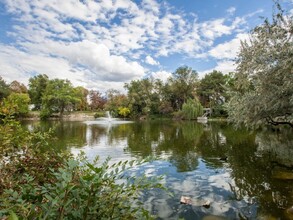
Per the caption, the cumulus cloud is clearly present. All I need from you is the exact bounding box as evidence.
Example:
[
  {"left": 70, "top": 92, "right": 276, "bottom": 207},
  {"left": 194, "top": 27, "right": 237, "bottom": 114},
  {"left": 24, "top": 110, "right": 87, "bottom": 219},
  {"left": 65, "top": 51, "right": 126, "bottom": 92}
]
[
  {"left": 0, "top": 41, "right": 145, "bottom": 91},
  {"left": 199, "top": 60, "right": 236, "bottom": 78},
  {"left": 1, "top": 0, "right": 263, "bottom": 90},
  {"left": 200, "top": 17, "right": 245, "bottom": 40},
  {"left": 199, "top": 33, "right": 249, "bottom": 76},
  {"left": 149, "top": 70, "right": 172, "bottom": 82},
  {"left": 49, "top": 40, "right": 145, "bottom": 81},
  {"left": 145, "top": 55, "right": 159, "bottom": 66},
  {"left": 208, "top": 33, "right": 249, "bottom": 59},
  {"left": 0, "top": 44, "right": 85, "bottom": 86}
]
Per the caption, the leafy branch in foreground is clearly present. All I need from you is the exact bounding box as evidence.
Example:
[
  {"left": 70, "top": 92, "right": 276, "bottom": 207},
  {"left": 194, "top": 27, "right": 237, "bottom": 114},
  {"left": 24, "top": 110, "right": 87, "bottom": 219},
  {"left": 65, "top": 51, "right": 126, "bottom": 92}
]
[
  {"left": 0, "top": 116, "right": 165, "bottom": 219},
  {"left": 1, "top": 155, "right": 164, "bottom": 220}
]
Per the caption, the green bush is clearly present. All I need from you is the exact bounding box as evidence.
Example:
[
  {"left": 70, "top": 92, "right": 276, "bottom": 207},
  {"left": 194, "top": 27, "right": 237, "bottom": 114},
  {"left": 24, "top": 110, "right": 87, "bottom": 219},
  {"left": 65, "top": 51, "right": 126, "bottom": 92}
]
[
  {"left": 0, "top": 117, "right": 66, "bottom": 195},
  {"left": 93, "top": 111, "right": 105, "bottom": 118},
  {"left": 182, "top": 98, "right": 203, "bottom": 120},
  {"left": 211, "top": 105, "right": 228, "bottom": 118},
  {"left": 172, "top": 110, "right": 184, "bottom": 120},
  {"left": 118, "top": 107, "right": 131, "bottom": 118},
  {"left": 2, "top": 156, "right": 163, "bottom": 219},
  {"left": 0, "top": 93, "right": 30, "bottom": 117},
  {"left": 40, "top": 107, "right": 52, "bottom": 120},
  {"left": 0, "top": 116, "right": 164, "bottom": 220}
]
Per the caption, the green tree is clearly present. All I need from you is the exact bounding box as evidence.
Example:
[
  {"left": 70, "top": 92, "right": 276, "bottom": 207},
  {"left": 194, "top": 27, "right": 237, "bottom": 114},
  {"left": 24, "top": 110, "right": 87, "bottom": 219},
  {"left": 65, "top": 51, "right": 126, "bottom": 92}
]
[
  {"left": 125, "top": 78, "right": 156, "bottom": 116},
  {"left": 73, "top": 86, "right": 89, "bottom": 111},
  {"left": 198, "top": 70, "right": 228, "bottom": 117},
  {"left": 125, "top": 78, "right": 159, "bottom": 117},
  {"left": 124, "top": 79, "right": 148, "bottom": 116},
  {"left": 168, "top": 66, "right": 198, "bottom": 111},
  {"left": 41, "top": 79, "right": 79, "bottom": 119},
  {"left": 0, "top": 93, "right": 30, "bottom": 117},
  {"left": 227, "top": 4, "right": 293, "bottom": 128},
  {"left": 28, "top": 74, "right": 49, "bottom": 110},
  {"left": 182, "top": 98, "right": 203, "bottom": 120},
  {"left": 158, "top": 100, "right": 173, "bottom": 115},
  {"left": 104, "top": 89, "right": 128, "bottom": 117},
  {"left": 0, "top": 76, "right": 10, "bottom": 101}
]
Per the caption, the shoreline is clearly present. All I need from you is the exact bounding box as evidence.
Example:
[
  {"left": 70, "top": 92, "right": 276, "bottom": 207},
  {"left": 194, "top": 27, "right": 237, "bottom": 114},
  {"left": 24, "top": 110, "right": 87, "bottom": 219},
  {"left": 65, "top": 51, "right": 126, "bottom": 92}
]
[
  {"left": 21, "top": 111, "right": 229, "bottom": 122},
  {"left": 21, "top": 112, "right": 95, "bottom": 121}
]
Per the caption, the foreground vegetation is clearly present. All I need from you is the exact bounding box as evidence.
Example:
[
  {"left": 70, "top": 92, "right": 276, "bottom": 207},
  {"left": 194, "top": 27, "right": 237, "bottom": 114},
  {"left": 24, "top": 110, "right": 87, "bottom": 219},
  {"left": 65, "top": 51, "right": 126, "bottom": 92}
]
[{"left": 0, "top": 115, "right": 163, "bottom": 219}]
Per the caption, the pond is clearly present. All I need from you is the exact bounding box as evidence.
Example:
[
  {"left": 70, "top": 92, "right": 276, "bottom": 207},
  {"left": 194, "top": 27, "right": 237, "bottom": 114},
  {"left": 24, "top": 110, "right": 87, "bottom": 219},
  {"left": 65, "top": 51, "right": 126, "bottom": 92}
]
[{"left": 22, "top": 120, "right": 293, "bottom": 219}]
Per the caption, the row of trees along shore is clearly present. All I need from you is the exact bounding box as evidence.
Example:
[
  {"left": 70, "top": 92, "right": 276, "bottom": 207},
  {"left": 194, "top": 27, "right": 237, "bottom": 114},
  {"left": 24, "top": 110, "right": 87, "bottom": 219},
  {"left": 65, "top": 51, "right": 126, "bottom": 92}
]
[
  {"left": 0, "top": 69, "right": 233, "bottom": 118},
  {"left": 0, "top": 5, "right": 292, "bottom": 129}
]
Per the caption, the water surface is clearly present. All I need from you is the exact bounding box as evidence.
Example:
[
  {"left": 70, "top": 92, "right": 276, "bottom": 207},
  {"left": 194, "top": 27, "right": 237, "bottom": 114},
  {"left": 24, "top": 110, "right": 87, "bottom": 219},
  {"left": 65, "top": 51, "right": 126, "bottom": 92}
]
[{"left": 23, "top": 120, "right": 293, "bottom": 219}]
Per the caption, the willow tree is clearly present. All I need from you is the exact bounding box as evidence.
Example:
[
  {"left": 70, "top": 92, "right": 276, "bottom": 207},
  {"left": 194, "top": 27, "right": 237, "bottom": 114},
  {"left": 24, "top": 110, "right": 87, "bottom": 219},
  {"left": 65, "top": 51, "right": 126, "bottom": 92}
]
[
  {"left": 227, "top": 4, "right": 293, "bottom": 128},
  {"left": 182, "top": 98, "right": 203, "bottom": 120}
]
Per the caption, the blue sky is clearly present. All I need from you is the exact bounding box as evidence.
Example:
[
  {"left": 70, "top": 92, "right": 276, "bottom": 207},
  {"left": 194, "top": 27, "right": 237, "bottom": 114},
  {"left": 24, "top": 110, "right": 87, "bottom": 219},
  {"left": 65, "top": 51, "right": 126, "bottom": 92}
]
[{"left": 0, "top": 0, "right": 292, "bottom": 92}]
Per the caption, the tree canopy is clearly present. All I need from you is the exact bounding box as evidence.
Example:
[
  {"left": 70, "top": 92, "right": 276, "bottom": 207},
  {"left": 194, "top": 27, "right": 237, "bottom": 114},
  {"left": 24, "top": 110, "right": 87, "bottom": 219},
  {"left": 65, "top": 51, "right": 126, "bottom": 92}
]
[
  {"left": 0, "top": 77, "right": 10, "bottom": 101},
  {"left": 198, "top": 70, "right": 228, "bottom": 117},
  {"left": 182, "top": 98, "right": 203, "bottom": 120},
  {"left": 227, "top": 5, "right": 293, "bottom": 128},
  {"left": 125, "top": 78, "right": 160, "bottom": 116},
  {"left": 1, "top": 93, "right": 30, "bottom": 117},
  {"left": 28, "top": 74, "right": 49, "bottom": 110},
  {"left": 41, "top": 79, "right": 80, "bottom": 118},
  {"left": 74, "top": 86, "right": 89, "bottom": 111},
  {"left": 167, "top": 66, "right": 199, "bottom": 111},
  {"left": 89, "top": 90, "right": 106, "bottom": 110}
]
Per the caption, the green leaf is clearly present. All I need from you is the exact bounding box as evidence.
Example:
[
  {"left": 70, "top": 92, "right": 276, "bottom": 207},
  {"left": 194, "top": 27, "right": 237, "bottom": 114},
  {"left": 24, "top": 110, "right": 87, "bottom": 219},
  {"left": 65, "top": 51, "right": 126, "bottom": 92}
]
[{"left": 8, "top": 211, "right": 18, "bottom": 220}]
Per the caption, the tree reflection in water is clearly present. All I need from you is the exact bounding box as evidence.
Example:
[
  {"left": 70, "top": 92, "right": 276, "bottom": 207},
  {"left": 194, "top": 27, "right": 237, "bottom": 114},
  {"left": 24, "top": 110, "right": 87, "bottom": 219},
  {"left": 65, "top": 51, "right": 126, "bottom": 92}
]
[{"left": 22, "top": 120, "right": 293, "bottom": 219}]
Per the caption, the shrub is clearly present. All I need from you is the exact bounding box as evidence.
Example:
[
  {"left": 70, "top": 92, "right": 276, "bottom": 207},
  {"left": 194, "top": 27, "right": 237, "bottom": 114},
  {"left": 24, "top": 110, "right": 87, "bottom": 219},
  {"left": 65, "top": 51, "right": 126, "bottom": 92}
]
[
  {"left": 0, "top": 116, "right": 164, "bottom": 220},
  {"left": 0, "top": 93, "right": 30, "bottom": 117},
  {"left": 1, "top": 155, "right": 163, "bottom": 219},
  {"left": 172, "top": 110, "right": 184, "bottom": 120},
  {"left": 40, "top": 107, "right": 52, "bottom": 120},
  {"left": 93, "top": 111, "right": 105, "bottom": 118},
  {"left": 118, "top": 107, "right": 131, "bottom": 118},
  {"left": 182, "top": 98, "right": 203, "bottom": 120},
  {"left": 0, "top": 117, "right": 66, "bottom": 195}
]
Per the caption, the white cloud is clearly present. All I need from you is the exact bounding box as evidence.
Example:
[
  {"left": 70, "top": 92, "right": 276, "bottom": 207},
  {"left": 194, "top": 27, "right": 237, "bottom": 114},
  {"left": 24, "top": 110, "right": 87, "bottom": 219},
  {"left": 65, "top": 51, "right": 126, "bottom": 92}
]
[
  {"left": 0, "top": 42, "right": 144, "bottom": 92},
  {"left": 149, "top": 70, "right": 172, "bottom": 82},
  {"left": 1, "top": 0, "right": 264, "bottom": 90},
  {"left": 141, "top": 0, "right": 160, "bottom": 14},
  {"left": 227, "top": 7, "right": 236, "bottom": 15},
  {"left": 0, "top": 44, "right": 85, "bottom": 86},
  {"left": 145, "top": 55, "right": 159, "bottom": 65},
  {"left": 200, "top": 17, "right": 245, "bottom": 40},
  {"left": 208, "top": 33, "right": 249, "bottom": 59},
  {"left": 199, "top": 60, "right": 236, "bottom": 78}
]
